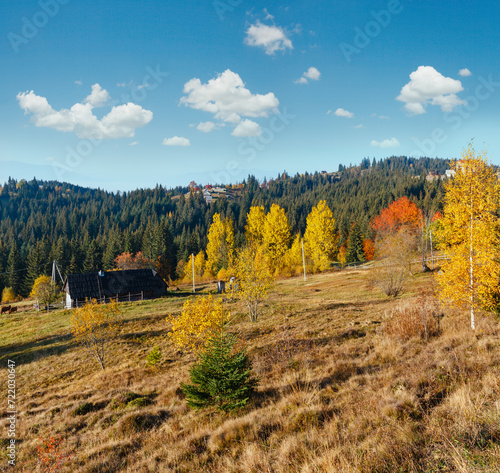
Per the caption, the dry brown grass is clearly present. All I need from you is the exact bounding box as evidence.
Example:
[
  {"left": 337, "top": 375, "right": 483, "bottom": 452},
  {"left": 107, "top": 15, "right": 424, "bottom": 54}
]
[{"left": 0, "top": 270, "right": 499, "bottom": 472}]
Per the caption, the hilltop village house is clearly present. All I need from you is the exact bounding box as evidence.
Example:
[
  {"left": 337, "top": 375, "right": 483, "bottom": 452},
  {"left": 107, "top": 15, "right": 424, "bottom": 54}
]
[{"left": 63, "top": 269, "right": 168, "bottom": 309}]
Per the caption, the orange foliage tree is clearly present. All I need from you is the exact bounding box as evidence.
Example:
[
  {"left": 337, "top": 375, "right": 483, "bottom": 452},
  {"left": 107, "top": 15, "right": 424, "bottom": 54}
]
[
  {"left": 372, "top": 196, "right": 426, "bottom": 272},
  {"left": 371, "top": 196, "right": 422, "bottom": 236},
  {"left": 363, "top": 239, "right": 375, "bottom": 261},
  {"left": 114, "top": 252, "right": 154, "bottom": 270}
]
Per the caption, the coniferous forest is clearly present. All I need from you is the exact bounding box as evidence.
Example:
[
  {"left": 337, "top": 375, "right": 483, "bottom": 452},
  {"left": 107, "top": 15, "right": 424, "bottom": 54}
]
[{"left": 0, "top": 156, "right": 448, "bottom": 297}]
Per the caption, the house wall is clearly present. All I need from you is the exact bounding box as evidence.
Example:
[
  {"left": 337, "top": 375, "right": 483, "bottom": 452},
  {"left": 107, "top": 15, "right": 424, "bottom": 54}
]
[{"left": 65, "top": 293, "right": 72, "bottom": 309}]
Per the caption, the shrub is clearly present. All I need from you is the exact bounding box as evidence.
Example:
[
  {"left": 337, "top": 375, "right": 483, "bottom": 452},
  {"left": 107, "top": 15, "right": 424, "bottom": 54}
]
[
  {"left": 35, "top": 435, "right": 69, "bottom": 472},
  {"left": 1, "top": 287, "right": 16, "bottom": 304},
  {"left": 126, "top": 397, "right": 153, "bottom": 409},
  {"left": 182, "top": 333, "right": 258, "bottom": 412},
  {"left": 385, "top": 295, "right": 441, "bottom": 341}
]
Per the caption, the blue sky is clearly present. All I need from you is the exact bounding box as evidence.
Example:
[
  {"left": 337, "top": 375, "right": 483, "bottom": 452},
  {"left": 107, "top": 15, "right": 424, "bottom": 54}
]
[{"left": 1, "top": 0, "right": 499, "bottom": 190}]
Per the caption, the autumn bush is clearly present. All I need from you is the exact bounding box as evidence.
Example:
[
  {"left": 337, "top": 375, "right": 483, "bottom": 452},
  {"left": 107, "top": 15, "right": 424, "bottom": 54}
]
[
  {"left": 35, "top": 435, "right": 69, "bottom": 472},
  {"left": 167, "top": 294, "right": 230, "bottom": 352}
]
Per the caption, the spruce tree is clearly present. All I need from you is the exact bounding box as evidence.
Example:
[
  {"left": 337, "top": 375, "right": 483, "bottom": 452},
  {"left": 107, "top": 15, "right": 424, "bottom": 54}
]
[
  {"left": 345, "top": 222, "right": 365, "bottom": 263},
  {"left": 7, "top": 240, "right": 22, "bottom": 296},
  {"left": 23, "top": 242, "right": 45, "bottom": 295},
  {"left": 182, "top": 333, "right": 257, "bottom": 412},
  {"left": 83, "top": 240, "right": 101, "bottom": 273}
]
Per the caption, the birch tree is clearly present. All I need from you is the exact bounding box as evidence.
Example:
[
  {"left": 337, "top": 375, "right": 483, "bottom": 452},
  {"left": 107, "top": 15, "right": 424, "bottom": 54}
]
[
  {"left": 304, "top": 200, "right": 338, "bottom": 271},
  {"left": 436, "top": 146, "right": 500, "bottom": 330}
]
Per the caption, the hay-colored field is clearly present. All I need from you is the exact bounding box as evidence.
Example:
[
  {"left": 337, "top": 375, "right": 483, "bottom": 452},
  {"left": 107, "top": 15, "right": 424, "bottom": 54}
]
[{"left": 0, "top": 269, "right": 499, "bottom": 472}]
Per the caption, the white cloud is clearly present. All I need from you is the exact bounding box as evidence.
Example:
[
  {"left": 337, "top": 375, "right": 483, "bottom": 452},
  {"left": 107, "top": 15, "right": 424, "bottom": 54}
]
[
  {"left": 303, "top": 67, "right": 320, "bottom": 80},
  {"left": 17, "top": 87, "right": 153, "bottom": 139},
  {"left": 354, "top": 124, "right": 364, "bottom": 129},
  {"left": 75, "top": 80, "right": 82, "bottom": 86},
  {"left": 334, "top": 108, "right": 354, "bottom": 118},
  {"left": 244, "top": 21, "right": 293, "bottom": 55},
  {"left": 231, "top": 119, "right": 262, "bottom": 137},
  {"left": 162, "top": 136, "right": 191, "bottom": 146},
  {"left": 326, "top": 109, "right": 332, "bottom": 115},
  {"left": 196, "top": 121, "right": 218, "bottom": 133},
  {"left": 180, "top": 69, "right": 279, "bottom": 124},
  {"left": 117, "top": 82, "right": 127, "bottom": 87},
  {"left": 129, "top": 141, "right": 139, "bottom": 146},
  {"left": 397, "top": 66, "right": 465, "bottom": 115},
  {"left": 379, "top": 115, "right": 390, "bottom": 120},
  {"left": 370, "top": 137, "right": 400, "bottom": 148},
  {"left": 84, "top": 83, "right": 110, "bottom": 107},
  {"left": 295, "top": 66, "right": 321, "bottom": 84},
  {"left": 459, "top": 68, "right": 472, "bottom": 77}
]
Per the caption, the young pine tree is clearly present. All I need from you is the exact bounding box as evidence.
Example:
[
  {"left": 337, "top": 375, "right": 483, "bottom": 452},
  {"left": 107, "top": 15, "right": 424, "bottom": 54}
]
[{"left": 182, "top": 333, "right": 257, "bottom": 412}]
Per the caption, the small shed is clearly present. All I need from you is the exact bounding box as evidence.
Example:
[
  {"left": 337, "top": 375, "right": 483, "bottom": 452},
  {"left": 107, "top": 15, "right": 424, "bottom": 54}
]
[{"left": 63, "top": 269, "right": 168, "bottom": 309}]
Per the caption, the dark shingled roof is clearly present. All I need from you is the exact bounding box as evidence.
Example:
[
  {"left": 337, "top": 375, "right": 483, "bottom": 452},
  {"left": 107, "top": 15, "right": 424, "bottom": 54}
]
[{"left": 63, "top": 269, "right": 168, "bottom": 300}]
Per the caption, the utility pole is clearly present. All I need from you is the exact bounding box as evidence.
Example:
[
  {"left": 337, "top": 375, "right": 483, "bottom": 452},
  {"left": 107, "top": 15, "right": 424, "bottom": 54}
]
[
  {"left": 192, "top": 253, "right": 195, "bottom": 293},
  {"left": 429, "top": 229, "right": 434, "bottom": 270},
  {"left": 301, "top": 240, "right": 307, "bottom": 282}
]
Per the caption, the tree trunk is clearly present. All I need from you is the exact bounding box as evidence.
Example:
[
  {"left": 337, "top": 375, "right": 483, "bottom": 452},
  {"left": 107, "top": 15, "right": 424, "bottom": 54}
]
[{"left": 470, "top": 191, "right": 475, "bottom": 330}]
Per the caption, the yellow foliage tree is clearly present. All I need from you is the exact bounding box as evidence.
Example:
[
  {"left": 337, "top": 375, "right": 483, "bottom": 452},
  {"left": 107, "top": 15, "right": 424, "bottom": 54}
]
[
  {"left": 262, "top": 204, "right": 291, "bottom": 274},
  {"left": 183, "top": 250, "right": 206, "bottom": 282},
  {"left": 304, "top": 200, "right": 338, "bottom": 272},
  {"left": 245, "top": 206, "right": 266, "bottom": 243},
  {"left": 1, "top": 287, "right": 17, "bottom": 304},
  {"left": 338, "top": 246, "right": 347, "bottom": 268},
  {"left": 71, "top": 299, "right": 122, "bottom": 370},
  {"left": 30, "top": 275, "right": 60, "bottom": 311},
  {"left": 167, "top": 294, "right": 229, "bottom": 352},
  {"left": 436, "top": 146, "right": 500, "bottom": 330},
  {"left": 235, "top": 244, "right": 274, "bottom": 322},
  {"left": 284, "top": 233, "right": 304, "bottom": 276},
  {"left": 206, "top": 213, "right": 235, "bottom": 275}
]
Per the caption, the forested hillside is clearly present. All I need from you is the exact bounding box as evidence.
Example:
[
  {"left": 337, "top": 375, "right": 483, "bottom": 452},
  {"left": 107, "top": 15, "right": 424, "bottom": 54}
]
[{"left": 0, "top": 156, "right": 448, "bottom": 296}]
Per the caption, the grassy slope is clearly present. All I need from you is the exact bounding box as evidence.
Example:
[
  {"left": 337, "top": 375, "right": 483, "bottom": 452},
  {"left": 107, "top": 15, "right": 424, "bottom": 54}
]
[{"left": 0, "top": 270, "right": 499, "bottom": 473}]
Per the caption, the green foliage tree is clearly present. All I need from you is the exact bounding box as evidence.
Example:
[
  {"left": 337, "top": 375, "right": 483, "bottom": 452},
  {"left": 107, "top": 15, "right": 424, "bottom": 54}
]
[{"left": 181, "top": 333, "right": 257, "bottom": 412}]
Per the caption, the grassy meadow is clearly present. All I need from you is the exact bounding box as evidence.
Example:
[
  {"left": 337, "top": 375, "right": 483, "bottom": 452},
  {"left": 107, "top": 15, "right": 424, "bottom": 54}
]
[{"left": 0, "top": 268, "right": 499, "bottom": 472}]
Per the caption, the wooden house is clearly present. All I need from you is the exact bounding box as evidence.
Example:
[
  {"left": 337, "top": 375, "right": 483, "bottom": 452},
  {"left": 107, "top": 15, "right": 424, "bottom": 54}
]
[{"left": 63, "top": 269, "right": 168, "bottom": 309}]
